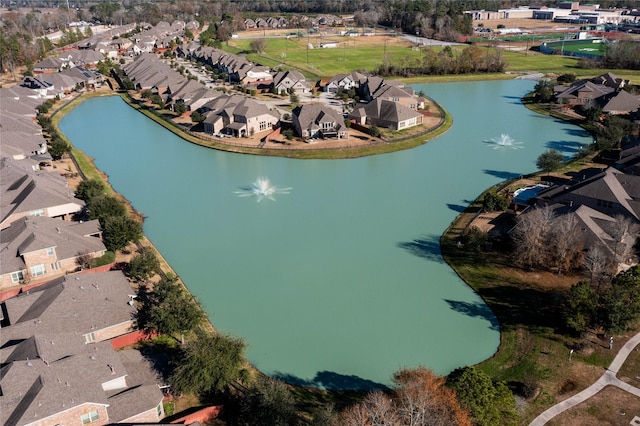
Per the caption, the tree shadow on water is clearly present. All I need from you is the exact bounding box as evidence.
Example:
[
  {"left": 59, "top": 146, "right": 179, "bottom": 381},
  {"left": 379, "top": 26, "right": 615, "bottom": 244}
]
[
  {"left": 272, "top": 371, "right": 389, "bottom": 391},
  {"left": 397, "top": 235, "right": 443, "bottom": 263},
  {"left": 502, "top": 95, "right": 524, "bottom": 105},
  {"left": 444, "top": 299, "right": 500, "bottom": 332},
  {"left": 564, "top": 127, "right": 590, "bottom": 138},
  {"left": 545, "top": 140, "right": 583, "bottom": 153},
  {"left": 447, "top": 203, "right": 467, "bottom": 213},
  {"left": 483, "top": 169, "right": 522, "bottom": 180}
]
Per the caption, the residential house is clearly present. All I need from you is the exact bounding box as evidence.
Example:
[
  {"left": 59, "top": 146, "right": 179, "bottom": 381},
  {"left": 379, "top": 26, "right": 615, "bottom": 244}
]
[
  {"left": 62, "top": 66, "right": 104, "bottom": 89},
  {"left": 166, "top": 80, "right": 222, "bottom": 112},
  {"left": 555, "top": 80, "right": 615, "bottom": 107},
  {"left": 592, "top": 72, "right": 629, "bottom": 90},
  {"left": 359, "top": 77, "right": 422, "bottom": 108},
  {"left": 42, "top": 71, "right": 84, "bottom": 94},
  {"left": 33, "top": 57, "right": 66, "bottom": 74},
  {"left": 0, "top": 216, "right": 106, "bottom": 289},
  {"left": 238, "top": 65, "right": 273, "bottom": 86},
  {"left": 292, "top": 103, "right": 348, "bottom": 140},
  {"left": 20, "top": 76, "right": 60, "bottom": 99},
  {"left": 615, "top": 142, "right": 640, "bottom": 175},
  {"left": 349, "top": 99, "right": 424, "bottom": 131},
  {"left": 554, "top": 72, "right": 631, "bottom": 109},
  {"left": 255, "top": 18, "right": 269, "bottom": 29},
  {"left": 535, "top": 167, "right": 640, "bottom": 221},
  {"left": 0, "top": 90, "right": 50, "bottom": 162},
  {"left": 202, "top": 95, "right": 279, "bottom": 137},
  {"left": 324, "top": 71, "right": 367, "bottom": 93},
  {"left": 59, "top": 49, "right": 105, "bottom": 68},
  {"left": 122, "top": 54, "right": 183, "bottom": 93},
  {"left": 0, "top": 271, "right": 166, "bottom": 426},
  {"left": 370, "top": 83, "right": 424, "bottom": 110},
  {"left": 0, "top": 157, "right": 85, "bottom": 230},
  {"left": 601, "top": 90, "right": 640, "bottom": 115},
  {"left": 272, "top": 70, "right": 312, "bottom": 95}
]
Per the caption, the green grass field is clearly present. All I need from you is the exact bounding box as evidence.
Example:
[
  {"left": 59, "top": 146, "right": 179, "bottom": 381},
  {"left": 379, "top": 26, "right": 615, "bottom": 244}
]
[
  {"left": 222, "top": 35, "right": 640, "bottom": 84},
  {"left": 542, "top": 39, "right": 607, "bottom": 56},
  {"left": 227, "top": 36, "right": 423, "bottom": 79}
]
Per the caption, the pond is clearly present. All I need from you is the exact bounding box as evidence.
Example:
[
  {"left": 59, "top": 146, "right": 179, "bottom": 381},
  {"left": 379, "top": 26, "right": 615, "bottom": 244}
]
[{"left": 59, "top": 79, "right": 592, "bottom": 389}]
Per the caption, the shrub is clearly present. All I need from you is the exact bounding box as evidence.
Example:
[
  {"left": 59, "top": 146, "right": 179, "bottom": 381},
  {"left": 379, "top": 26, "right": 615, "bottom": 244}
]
[{"left": 482, "top": 192, "right": 509, "bottom": 212}]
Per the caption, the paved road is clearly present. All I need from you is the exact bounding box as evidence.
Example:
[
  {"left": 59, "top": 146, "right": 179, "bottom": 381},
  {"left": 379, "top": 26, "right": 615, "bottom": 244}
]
[
  {"left": 529, "top": 332, "right": 640, "bottom": 426},
  {"left": 400, "top": 34, "right": 465, "bottom": 46}
]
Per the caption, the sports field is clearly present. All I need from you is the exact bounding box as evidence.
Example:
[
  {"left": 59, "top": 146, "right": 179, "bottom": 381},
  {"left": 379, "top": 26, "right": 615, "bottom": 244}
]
[
  {"left": 542, "top": 39, "right": 607, "bottom": 56},
  {"left": 227, "top": 35, "right": 423, "bottom": 79}
]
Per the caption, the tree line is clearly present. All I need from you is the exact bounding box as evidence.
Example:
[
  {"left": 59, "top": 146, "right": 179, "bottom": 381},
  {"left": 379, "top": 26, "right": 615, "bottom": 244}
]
[{"left": 376, "top": 44, "right": 506, "bottom": 78}]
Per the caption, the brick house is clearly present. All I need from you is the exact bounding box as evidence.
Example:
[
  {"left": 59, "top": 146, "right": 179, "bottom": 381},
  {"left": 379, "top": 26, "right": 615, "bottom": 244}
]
[
  {"left": 0, "top": 216, "right": 106, "bottom": 290},
  {"left": 0, "top": 271, "right": 165, "bottom": 425}
]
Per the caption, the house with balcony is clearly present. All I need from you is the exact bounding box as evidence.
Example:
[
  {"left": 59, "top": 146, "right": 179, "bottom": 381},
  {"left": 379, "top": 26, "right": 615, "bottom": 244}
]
[
  {"left": 201, "top": 95, "right": 279, "bottom": 137},
  {"left": 292, "top": 103, "right": 348, "bottom": 140},
  {"left": 349, "top": 98, "right": 424, "bottom": 131}
]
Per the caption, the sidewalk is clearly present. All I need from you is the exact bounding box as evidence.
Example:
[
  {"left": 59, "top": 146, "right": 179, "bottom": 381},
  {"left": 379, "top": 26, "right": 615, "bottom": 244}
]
[{"left": 529, "top": 332, "right": 640, "bottom": 426}]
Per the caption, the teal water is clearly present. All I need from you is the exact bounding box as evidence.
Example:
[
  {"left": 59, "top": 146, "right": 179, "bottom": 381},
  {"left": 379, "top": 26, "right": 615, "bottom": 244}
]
[{"left": 59, "top": 80, "right": 591, "bottom": 389}]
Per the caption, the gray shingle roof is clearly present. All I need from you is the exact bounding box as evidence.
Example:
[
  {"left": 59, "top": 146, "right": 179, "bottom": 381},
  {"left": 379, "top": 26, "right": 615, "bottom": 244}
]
[
  {"left": 601, "top": 90, "right": 640, "bottom": 113},
  {"left": 0, "top": 216, "right": 105, "bottom": 276},
  {"left": 1, "top": 270, "right": 136, "bottom": 341},
  {"left": 0, "top": 157, "right": 84, "bottom": 229}
]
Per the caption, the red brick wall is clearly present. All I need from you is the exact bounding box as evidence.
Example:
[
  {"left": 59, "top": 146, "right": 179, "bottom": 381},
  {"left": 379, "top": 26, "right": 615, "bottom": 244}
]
[
  {"left": 110, "top": 330, "right": 158, "bottom": 349},
  {"left": 170, "top": 405, "right": 223, "bottom": 424}
]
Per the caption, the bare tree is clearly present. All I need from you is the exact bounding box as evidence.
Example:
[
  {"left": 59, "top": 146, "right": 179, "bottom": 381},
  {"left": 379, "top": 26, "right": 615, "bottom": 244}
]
[
  {"left": 611, "top": 215, "right": 639, "bottom": 265},
  {"left": 393, "top": 367, "right": 471, "bottom": 426},
  {"left": 583, "top": 245, "right": 615, "bottom": 289},
  {"left": 549, "top": 213, "right": 583, "bottom": 275},
  {"left": 249, "top": 38, "right": 266, "bottom": 54},
  {"left": 342, "top": 391, "right": 400, "bottom": 425},
  {"left": 341, "top": 367, "right": 471, "bottom": 426},
  {"left": 511, "top": 206, "right": 555, "bottom": 270}
]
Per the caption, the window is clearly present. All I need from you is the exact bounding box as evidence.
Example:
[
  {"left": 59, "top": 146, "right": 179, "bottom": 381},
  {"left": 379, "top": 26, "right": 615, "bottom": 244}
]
[
  {"left": 81, "top": 410, "right": 99, "bottom": 424},
  {"left": 30, "top": 264, "right": 46, "bottom": 277},
  {"left": 596, "top": 199, "right": 614, "bottom": 209},
  {"left": 10, "top": 271, "right": 24, "bottom": 283},
  {"left": 259, "top": 121, "right": 268, "bottom": 131},
  {"left": 47, "top": 247, "right": 54, "bottom": 256},
  {"left": 322, "top": 121, "right": 333, "bottom": 130},
  {"left": 30, "top": 209, "right": 44, "bottom": 217},
  {"left": 83, "top": 332, "right": 96, "bottom": 344},
  {"left": 51, "top": 261, "right": 61, "bottom": 271}
]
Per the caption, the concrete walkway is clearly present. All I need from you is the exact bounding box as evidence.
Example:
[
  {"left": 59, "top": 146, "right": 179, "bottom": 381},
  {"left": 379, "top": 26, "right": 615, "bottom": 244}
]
[{"left": 529, "top": 332, "right": 640, "bottom": 426}]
